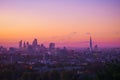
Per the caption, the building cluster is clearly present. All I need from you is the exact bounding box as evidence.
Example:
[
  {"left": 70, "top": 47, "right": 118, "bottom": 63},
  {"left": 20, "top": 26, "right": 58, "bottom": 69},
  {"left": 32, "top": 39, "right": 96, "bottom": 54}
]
[
  {"left": 0, "top": 37, "right": 120, "bottom": 72},
  {"left": 17, "top": 36, "right": 97, "bottom": 55},
  {"left": 18, "top": 39, "right": 56, "bottom": 55}
]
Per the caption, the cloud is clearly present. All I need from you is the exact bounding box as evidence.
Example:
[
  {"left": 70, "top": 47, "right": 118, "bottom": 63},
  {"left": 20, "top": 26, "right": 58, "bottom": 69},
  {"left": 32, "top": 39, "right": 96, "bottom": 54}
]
[
  {"left": 86, "top": 32, "right": 91, "bottom": 35},
  {"left": 72, "top": 32, "right": 77, "bottom": 34},
  {"left": 69, "top": 32, "right": 78, "bottom": 35}
]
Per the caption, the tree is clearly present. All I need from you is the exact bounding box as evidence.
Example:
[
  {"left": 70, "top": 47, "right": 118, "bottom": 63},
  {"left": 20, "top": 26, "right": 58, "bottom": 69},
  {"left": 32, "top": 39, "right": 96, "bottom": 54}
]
[
  {"left": 48, "top": 70, "right": 60, "bottom": 80},
  {"left": 96, "top": 59, "right": 120, "bottom": 80}
]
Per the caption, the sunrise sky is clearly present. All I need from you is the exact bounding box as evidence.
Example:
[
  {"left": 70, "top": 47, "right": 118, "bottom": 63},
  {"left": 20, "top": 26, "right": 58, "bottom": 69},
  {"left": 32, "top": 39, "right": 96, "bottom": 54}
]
[{"left": 0, "top": 0, "right": 120, "bottom": 48}]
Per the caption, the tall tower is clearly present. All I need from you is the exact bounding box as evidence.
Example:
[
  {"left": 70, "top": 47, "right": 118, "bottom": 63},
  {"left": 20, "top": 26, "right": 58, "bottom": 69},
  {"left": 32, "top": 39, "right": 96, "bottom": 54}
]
[
  {"left": 19, "top": 40, "right": 22, "bottom": 48},
  {"left": 90, "top": 36, "right": 92, "bottom": 52},
  {"left": 26, "top": 42, "right": 29, "bottom": 48},
  {"left": 23, "top": 42, "right": 26, "bottom": 48},
  {"left": 32, "top": 38, "right": 38, "bottom": 47}
]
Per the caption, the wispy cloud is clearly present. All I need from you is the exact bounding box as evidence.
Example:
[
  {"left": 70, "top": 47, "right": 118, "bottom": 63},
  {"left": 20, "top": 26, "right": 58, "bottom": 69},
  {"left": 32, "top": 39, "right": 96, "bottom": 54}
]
[{"left": 85, "top": 32, "right": 91, "bottom": 35}]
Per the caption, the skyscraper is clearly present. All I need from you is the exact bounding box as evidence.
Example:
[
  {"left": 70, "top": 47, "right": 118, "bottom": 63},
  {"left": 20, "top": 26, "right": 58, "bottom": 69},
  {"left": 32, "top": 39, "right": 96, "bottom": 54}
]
[
  {"left": 90, "top": 36, "right": 92, "bottom": 52},
  {"left": 49, "top": 43, "right": 55, "bottom": 50},
  {"left": 19, "top": 40, "right": 22, "bottom": 48},
  {"left": 26, "top": 41, "right": 29, "bottom": 48},
  {"left": 23, "top": 42, "right": 26, "bottom": 48},
  {"left": 32, "top": 38, "right": 38, "bottom": 47}
]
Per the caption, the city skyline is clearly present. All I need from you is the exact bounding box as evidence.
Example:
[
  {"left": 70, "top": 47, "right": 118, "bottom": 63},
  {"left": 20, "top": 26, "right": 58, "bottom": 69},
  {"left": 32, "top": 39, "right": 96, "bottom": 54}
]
[{"left": 0, "top": 0, "right": 120, "bottom": 47}]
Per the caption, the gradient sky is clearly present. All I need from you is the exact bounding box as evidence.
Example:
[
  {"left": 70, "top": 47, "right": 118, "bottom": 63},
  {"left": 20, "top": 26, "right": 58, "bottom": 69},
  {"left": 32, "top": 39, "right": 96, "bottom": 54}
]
[{"left": 0, "top": 0, "right": 120, "bottom": 48}]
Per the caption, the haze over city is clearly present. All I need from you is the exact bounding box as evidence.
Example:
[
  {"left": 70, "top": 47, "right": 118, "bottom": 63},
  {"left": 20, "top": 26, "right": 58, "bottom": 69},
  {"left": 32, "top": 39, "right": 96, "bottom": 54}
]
[
  {"left": 0, "top": 1, "right": 120, "bottom": 80},
  {"left": 0, "top": 0, "right": 120, "bottom": 48}
]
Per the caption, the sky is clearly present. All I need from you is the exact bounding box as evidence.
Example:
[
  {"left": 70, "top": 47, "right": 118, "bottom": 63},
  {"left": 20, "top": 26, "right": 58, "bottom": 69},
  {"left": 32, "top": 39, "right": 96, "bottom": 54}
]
[{"left": 0, "top": 0, "right": 120, "bottom": 48}]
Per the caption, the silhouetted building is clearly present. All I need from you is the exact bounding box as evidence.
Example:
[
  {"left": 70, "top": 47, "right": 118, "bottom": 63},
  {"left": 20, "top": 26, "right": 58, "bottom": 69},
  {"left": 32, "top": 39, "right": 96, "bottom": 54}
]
[
  {"left": 9, "top": 47, "right": 17, "bottom": 54},
  {"left": 40, "top": 44, "right": 46, "bottom": 51},
  {"left": 90, "top": 36, "right": 92, "bottom": 52},
  {"left": 19, "top": 40, "right": 22, "bottom": 48},
  {"left": 59, "top": 47, "right": 68, "bottom": 55},
  {"left": 27, "top": 45, "right": 34, "bottom": 54},
  {"left": 32, "top": 38, "right": 38, "bottom": 47},
  {"left": 0, "top": 46, "right": 7, "bottom": 54},
  {"left": 49, "top": 43, "right": 55, "bottom": 50},
  {"left": 26, "top": 41, "right": 29, "bottom": 48},
  {"left": 94, "top": 45, "right": 98, "bottom": 50},
  {"left": 23, "top": 42, "right": 26, "bottom": 48}
]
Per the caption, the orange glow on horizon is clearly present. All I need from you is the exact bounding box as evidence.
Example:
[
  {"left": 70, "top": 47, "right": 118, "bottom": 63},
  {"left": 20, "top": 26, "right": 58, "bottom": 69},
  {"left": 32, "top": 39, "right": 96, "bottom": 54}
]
[{"left": 0, "top": 0, "right": 120, "bottom": 47}]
